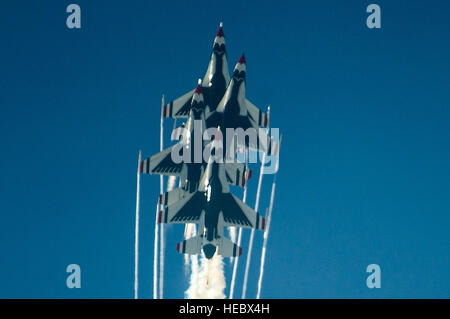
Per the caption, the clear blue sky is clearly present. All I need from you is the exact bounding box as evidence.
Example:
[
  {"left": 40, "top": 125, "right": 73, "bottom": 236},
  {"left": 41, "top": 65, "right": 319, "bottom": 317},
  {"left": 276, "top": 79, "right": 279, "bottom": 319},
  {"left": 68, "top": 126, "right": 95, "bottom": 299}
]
[{"left": 0, "top": 0, "right": 449, "bottom": 298}]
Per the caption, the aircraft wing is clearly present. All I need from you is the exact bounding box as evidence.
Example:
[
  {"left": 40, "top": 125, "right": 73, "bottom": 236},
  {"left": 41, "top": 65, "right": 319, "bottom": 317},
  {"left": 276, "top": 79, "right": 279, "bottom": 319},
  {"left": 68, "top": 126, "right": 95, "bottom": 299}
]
[
  {"left": 158, "top": 187, "right": 188, "bottom": 207},
  {"left": 221, "top": 193, "right": 265, "bottom": 230},
  {"left": 159, "top": 192, "right": 203, "bottom": 224},
  {"left": 246, "top": 98, "right": 268, "bottom": 127},
  {"left": 163, "top": 89, "right": 195, "bottom": 119},
  {"left": 141, "top": 146, "right": 183, "bottom": 176}
]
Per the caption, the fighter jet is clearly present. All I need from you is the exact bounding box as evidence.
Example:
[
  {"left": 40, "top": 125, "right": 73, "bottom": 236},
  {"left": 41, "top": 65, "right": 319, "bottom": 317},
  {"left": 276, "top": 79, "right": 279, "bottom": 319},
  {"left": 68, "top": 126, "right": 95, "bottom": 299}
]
[
  {"left": 161, "top": 23, "right": 230, "bottom": 119},
  {"left": 157, "top": 157, "right": 265, "bottom": 259},
  {"left": 161, "top": 23, "right": 269, "bottom": 128},
  {"left": 206, "top": 54, "right": 274, "bottom": 154},
  {"left": 140, "top": 81, "right": 252, "bottom": 205}
]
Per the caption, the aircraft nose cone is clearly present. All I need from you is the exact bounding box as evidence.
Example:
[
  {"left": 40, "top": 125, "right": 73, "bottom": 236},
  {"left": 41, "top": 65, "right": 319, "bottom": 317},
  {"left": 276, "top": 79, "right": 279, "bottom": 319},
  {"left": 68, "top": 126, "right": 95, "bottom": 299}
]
[
  {"left": 194, "top": 82, "right": 202, "bottom": 94},
  {"left": 216, "top": 25, "right": 224, "bottom": 37},
  {"left": 203, "top": 244, "right": 216, "bottom": 259},
  {"left": 238, "top": 53, "right": 246, "bottom": 65}
]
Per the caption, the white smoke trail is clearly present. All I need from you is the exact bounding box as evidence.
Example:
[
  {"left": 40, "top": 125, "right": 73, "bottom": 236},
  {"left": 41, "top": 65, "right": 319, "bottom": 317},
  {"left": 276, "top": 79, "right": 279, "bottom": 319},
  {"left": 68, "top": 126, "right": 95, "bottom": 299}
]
[
  {"left": 229, "top": 181, "right": 248, "bottom": 299},
  {"left": 157, "top": 94, "right": 165, "bottom": 299},
  {"left": 153, "top": 201, "right": 159, "bottom": 299},
  {"left": 186, "top": 254, "right": 226, "bottom": 299},
  {"left": 256, "top": 134, "right": 281, "bottom": 299},
  {"left": 242, "top": 152, "right": 266, "bottom": 299},
  {"left": 159, "top": 176, "right": 176, "bottom": 299},
  {"left": 159, "top": 218, "right": 165, "bottom": 299},
  {"left": 206, "top": 255, "right": 226, "bottom": 299},
  {"left": 185, "top": 254, "right": 200, "bottom": 297},
  {"left": 134, "top": 151, "right": 142, "bottom": 299},
  {"left": 184, "top": 224, "right": 226, "bottom": 298},
  {"left": 256, "top": 177, "right": 277, "bottom": 299}
]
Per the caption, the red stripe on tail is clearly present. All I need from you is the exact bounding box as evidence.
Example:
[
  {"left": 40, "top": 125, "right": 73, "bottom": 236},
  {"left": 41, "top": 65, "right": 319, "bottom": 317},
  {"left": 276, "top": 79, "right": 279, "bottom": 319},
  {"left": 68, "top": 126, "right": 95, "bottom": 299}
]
[{"left": 158, "top": 211, "right": 163, "bottom": 223}]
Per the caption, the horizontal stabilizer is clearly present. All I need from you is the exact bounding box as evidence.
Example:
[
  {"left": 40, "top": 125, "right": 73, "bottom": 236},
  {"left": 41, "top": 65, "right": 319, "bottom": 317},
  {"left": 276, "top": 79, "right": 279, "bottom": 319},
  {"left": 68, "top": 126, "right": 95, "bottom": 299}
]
[
  {"left": 218, "top": 237, "right": 242, "bottom": 258},
  {"left": 176, "top": 235, "right": 202, "bottom": 255}
]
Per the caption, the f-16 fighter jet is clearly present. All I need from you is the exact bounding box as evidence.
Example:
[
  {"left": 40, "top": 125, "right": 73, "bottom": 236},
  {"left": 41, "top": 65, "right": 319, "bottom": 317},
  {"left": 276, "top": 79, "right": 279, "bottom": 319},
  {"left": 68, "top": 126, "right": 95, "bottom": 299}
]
[
  {"left": 157, "top": 158, "right": 265, "bottom": 259},
  {"left": 206, "top": 54, "right": 274, "bottom": 154},
  {"left": 140, "top": 82, "right": 251, "bottom": 205},
  {"left": 161, "top": 23, "right": 268, "bottom": 128},
  {"left": 161, "top": 23, "right": 229, "bottom": 119}
]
